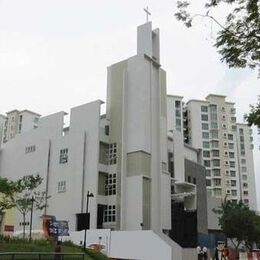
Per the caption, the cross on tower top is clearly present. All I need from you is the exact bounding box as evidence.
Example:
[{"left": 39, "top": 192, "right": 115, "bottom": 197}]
[{"left": 143, "top": 6, "right": 151, "bottom": 23}]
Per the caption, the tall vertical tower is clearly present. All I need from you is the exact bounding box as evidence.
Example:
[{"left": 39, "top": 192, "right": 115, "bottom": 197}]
[
  {"left": 106, "top": 22, "right": 171, "bottom": 232},
  {"left": 184, "top": 94, "right": 257, "bottom": 209}
]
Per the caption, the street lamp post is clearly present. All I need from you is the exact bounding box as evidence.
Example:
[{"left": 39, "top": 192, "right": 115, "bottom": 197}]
[
  {"left": 29, "top": 196, "right": 34, "bottom": 241},
  {"left": 83, "top": 191, "right": 94, "bottom": 251}
]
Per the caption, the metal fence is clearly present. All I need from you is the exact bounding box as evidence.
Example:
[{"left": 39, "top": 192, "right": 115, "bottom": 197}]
[{"left": 0, "top": 252, "right": 85, "bottom": 260}]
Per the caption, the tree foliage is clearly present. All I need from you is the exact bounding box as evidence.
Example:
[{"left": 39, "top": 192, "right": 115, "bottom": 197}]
[
  {"left": 175, "top": 0, "right": 260, "bottom": 72},
  {"left": 245, "top": 97, "right": 260, "bottom": 133},
  {"left": 214, "top": 199, "right": 260, "bottom": 250},
  {"left": 0, "top": 177, "right": 18, "bottom": 213}
]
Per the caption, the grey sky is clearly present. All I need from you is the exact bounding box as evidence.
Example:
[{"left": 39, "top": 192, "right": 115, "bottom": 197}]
[{"left": 0, "top": 0, "right": 259, "bottom": 208}]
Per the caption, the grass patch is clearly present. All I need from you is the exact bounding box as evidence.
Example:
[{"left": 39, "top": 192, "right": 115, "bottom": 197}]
[{"left": 0, "top": 235, "right": 109, "bottom": 260}]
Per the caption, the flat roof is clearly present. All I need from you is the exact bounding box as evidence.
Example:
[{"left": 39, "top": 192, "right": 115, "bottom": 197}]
[
  {"left": 186, "top": 99, "right": 209, "bottom": 104},
  {"left": 205, "top": 94, "right": 227, "bottom": 99},
  {"left": 167, "top": 94, "right": 184, "bottom": 99}
]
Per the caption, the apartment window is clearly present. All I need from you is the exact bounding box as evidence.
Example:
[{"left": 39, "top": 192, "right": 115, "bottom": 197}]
[
  {"left": 212, "top": 150, "right": 219, "bottom": 157},
  {"left": 240, "top": 136, "right": 244, "bottom": 142},
  {"left": 211, "top": 140, "right": 219, "bottom": 148},
  {"left": 25, "top": 145, "right": 36, "bottom": 154},
  {"left": 213, "top": 169, "right": 221, "bottom": 176},
  {"left": 58, "top": 181, "right": 66, "bottom": 193},
  {"left": 201, "top": 106, "right": 208, "bottom": 112},
  {"left": 210, "top": 105, "right": 217, "bottom": 112},
  {"left": 231, "top": 190, "right": 237, "bottom": 196},
  {"left": 230, "top": 171, "right": 236, "bottom": 177},
  {"left": 241, "top": 150, "right": 245, "bottom": 156},
  {"left": 243, "top": 191, "right": 248, "bottom": 196},
  {"left": 34, "top": 117, "right": 39, "bottom": 124},
  {"left": 229, "top": 152, "right": 234, "bottom": 158},
  {"left": 206, "top": 179, "right": 211, "bottom": 186},
  {"left": 202, "top": 132, "right": 209, "bottom": 139},
  {"left": 214, "top": 188, "right": 222, "bottom": 196},
  {"left": 228, "top": 134, "right": 233, "bottom": 141},
  {"left": 231, "top": 117, "right": 236, "bottom": 123},
  {"left": 108, "top": 143, "right": 117, "bottom": 164},
  {"left": 105, "top": 173, "right": 117, "bottom": 195},
  {"left": 214, "top": 179, "right": 221, "bottom": 186},
  {"left": 240, "top": 143, "right": 245, "bottom": 150},
  {"left": 210, "top": 113, "right": 218, "bottom": 121},
  {"left": 231, "top": 125, "right": 237, "bottom": 131},
  {"left": 205, "top": 170, "right": 211, "bottom": 176},
  {"left": 203, "top": 150, "right": 210, "bottom": 158},
  {"left": 19, "top": 115, "right": 23, "bottom": 122},
  {"left": 221, "top": 106, "right": 225, "bottom": 112},
  {"left": 241, "top": 166, "right": 247, "bottom": 173},
  {"left": 231, "top": 180, "right": 236, "bottom": 187},
  {"left": 105, "top": 125, "right": 109, "bottom": 136},
  {"left": 201, "top": 114, "right": 208, "bottom": 121},
  {"left": 175, "top": 109, "right": 181, "bottom": 117},
  {"left": 175, "top": 100, "right": 181, "bottom": 108},
  {"left": 104, "top": 205, "right": 116, "bottom": 222},
  {"left": 204, "top": 160, "right": 211, "bottom": 167},
  {"left": 211, "top": 122, "right": 218, "bottom": 129},
  {"left": 230, "top": 108, "right": 236, "bottom": 114},
  {"left": 202, "top": 123, "right": 209, "bottom": 130},
  {"left": 212, "top": 159, "right": 220, "bottom": 167},
  {"left": 239, "top": 128, "right": 244, "bottom": 135},
  {"left": 229, "top": 161, "right": 235, "bottom": 168},
  {"left": 228, "top": 143, "right": 234, "bottom": 149},
  {"left": 203, "top": 141, "right": 210, "bottom": 148},
  {"left": 242, "top": 175, "right": 247, "bottom": 181},
  {"left": 176, "top": 118, "right": 181, "bottom": 127},
  {"left": 211, "top": 130, "right": 218, "bottom": 139},
  {"left": 241, "top": 159, "right": 246, "bottom": 164},
  {"left": 187, "top": 176, "right": 191, "bottom": 183},
  {"left": 59, "top": 148, "right": 68, "bottom": 164},
  {"left": 243, "top": 183, "right": 248, "bottom": 188}
]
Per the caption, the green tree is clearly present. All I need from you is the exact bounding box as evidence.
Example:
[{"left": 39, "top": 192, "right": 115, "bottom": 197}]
[
  {"left": 15, "top": 174, "right": 48, "bottom": 239},
  {"left": 214, "top": 199, "right": 260, "bottom": 250},
  {"left": 0, "top": 177, "right": 18, "bottom": 226},
  {"left": 175, "top": 0, "right": 260, "bottom": 72},
  {"left": 245, "top": 97, "right": 260, "bottom": 134}
]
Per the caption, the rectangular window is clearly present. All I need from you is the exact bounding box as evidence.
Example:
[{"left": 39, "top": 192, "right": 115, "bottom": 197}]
[
  {"left": 212, "top": 159, "right": 220, "bottom": 167},
  {"left": 175, "top": 109, "right": 181, "bottom": 117},
  {"left": 201, "top": 106, "right": 208, "bottom": 112},
  {"left": 241, "top": 166, "right": 247, "bottom": 173},
  {"left": 228, "top": 143, "right": 234, "bottom": 149},
  {"left": 109, "top": 143, "right": 117, "bottom": 164},
  {"left": 201, "top": 114, "right": 208, "bottom": 121},
  {"left": 211, "top": 130, "right": 219, "bottom": 139},
  {"left": 231, "top": 190, "right": 237, "bottom": 196},
  {"left": 176, "top": 118, "right": 182, "bottom": 126},
  {"left": 212, "top": 150, "right": 219, "bottom": 157},
  {"left": 212, "top": 169, "right": 220, "bottom": 176},
  {"left": 206, "top": 179, "right": 211, "bottom": 186},
  {"left": 204, "top": 160, "right": 211, "bottom": 167},
  {"left": 105, "top": 173, "right": 117, "bottom": 195},
  {"left": 203, "top": 141, "right": 210, "bottom": 148},
  {"left": 242, "top": 175, "right": 247, "bottom": 181},
  {"left": 229, "top": 161, "right": 235, "bottom": 168},
  {"left": 175, "top": 100, "right": 181, "bottom": 108},
  {"left": 25, "top": 145, "right": 36, "bottom": 154},
  {"left": 229, "top": 152, "right": 235, "bottom": 158},
  {"left": 228, "top": 134, "right": 233, "bottom": 141},
  {"left": 202, "top": 132, "right": 209, "bottom": 139},
  {"left": 243, "top": 191, "right": 248, "bottom": 196},
  {"left": 214, "top": 188, "right": 222, "bottom": 196},
  {"left": 202, "top": 123, "right": 209, "bottom": 130},
  {"left": 58, "top": 181, "right": 66, "bottom": 193},
  {"left": 243, "top": 183, "right": 248, "bottom": 188},
  {"left": 231, "top": 180, "right": 236, "bottom": 187},
  {"left": 104, "top": 205, "right": 116, "bottom": 222},
  {"left": 211, "top": 122, "right": 218, "bottom": 129},
  {"left": 209, "top": 104, "right": 217, "bottom": 112},
  {"left": 210, "top": 113, "right": 218, "bottom": 121},
  {"left": 203, "top": 150, "right": 210, "bottom": 157},
  {"left": 211, "top": 140, "right": 219, "bottom": 148},
  {"left": 231, "top": 125, "right": 237, "bottom": 131},
  {"left": 214, "top": 179, "right": 221, "bottom": 186},
  {"left": 59, "top": 148, "right": 68, "bottom": 164},
  {"left": 239, "top": 128, "right": 244, "bottom": 135},
  {"left": 241, "top": 159, "right": 246, "bottom": 164},
  {"left": 205, "top": 170, "right": 211, "bottom": 176},
  {"left": 240, "top": 136, "right": 244, "bottom": 142},
  {"left": 230, "top": 171, "right": 236, "bottom": 177}
]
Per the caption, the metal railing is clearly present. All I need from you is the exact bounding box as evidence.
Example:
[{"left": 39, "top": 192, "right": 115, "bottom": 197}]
[{"left": 0, "top": 252, "right": 85, "bottom": 260}]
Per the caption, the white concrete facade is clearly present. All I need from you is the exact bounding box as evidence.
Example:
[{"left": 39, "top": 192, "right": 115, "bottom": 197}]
[{"left": 182, "top": 94, "right": 257, "bottom": 209}]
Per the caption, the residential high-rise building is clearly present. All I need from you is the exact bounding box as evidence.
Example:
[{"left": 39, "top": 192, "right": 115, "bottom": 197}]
[
  {"left": 2, "top": 109, "right": 40, "bottom": 143},
  {"left": 181, "top": 94, "right": 256, "bottom": 209},
  {"left": 0, "top": 114, "right": 6, "bottom": 146}
]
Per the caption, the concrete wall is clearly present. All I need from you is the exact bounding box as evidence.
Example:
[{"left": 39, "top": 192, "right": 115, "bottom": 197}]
[{"left": 185, "top": 159, "right": 208, "bottom": 234}]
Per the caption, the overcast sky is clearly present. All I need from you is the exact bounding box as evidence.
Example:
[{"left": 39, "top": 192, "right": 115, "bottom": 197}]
[{"left": 0, "top": 0, "right": 259, "bottom": 208}]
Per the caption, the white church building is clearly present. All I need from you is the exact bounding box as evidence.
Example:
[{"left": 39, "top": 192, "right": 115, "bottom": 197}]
[{"left": 0, "top": 21, "right": 256, "bottom": 259}]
